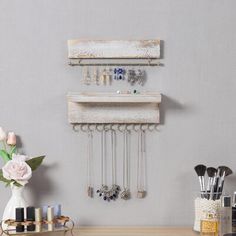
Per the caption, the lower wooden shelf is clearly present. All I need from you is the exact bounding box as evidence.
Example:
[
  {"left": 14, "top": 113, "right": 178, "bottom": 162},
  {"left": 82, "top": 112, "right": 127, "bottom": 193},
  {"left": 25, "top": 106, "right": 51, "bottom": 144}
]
[{"left": 1, "top": 227, "right": 199, "bottom": 236}]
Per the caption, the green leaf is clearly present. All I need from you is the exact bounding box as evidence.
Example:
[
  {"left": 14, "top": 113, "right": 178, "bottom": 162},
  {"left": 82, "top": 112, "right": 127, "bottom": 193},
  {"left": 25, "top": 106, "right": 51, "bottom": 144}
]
[
  {"left": 0, "top": 169, "right": 11, "bottom": 185},
  {"left": 13, "top": 181, "right": 22, "bottom": 187},
  {"left": 10, "top": 146, "right": 16, "bottom": 157},
  {"left": 0, "top": 149, "right": 11, "bottom": 163},
  {"left": 26, "top": 156, "right": 45, "bottom": 171}
]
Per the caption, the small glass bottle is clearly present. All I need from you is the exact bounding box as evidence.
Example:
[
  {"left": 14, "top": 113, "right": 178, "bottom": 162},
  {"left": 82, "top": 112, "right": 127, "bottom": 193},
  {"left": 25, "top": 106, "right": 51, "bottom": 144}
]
[
  {"left": 201, "top": 211, "right": 219, "bottom": 236},
  {"left": 220, "top": 196, "right": 232, "bottom": 236}
]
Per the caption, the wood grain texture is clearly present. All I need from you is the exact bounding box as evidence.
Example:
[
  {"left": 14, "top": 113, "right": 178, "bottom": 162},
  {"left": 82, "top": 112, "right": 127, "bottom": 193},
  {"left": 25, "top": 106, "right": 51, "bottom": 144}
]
[
  {"left": 67, "top": 92, "right": 161, "bottom": 124},
  {"left": 67, "top": 40, "right": 160, "bottom": 59}
]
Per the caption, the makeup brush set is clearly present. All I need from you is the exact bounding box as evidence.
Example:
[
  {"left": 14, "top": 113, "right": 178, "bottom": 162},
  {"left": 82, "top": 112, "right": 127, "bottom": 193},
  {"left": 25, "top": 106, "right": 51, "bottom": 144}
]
[{"left": 194, "top": 164, "right": 233, "bottom": 200}]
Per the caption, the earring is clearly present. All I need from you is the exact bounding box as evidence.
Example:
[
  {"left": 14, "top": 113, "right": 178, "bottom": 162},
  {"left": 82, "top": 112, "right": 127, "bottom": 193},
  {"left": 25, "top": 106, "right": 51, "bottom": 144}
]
[{"left": 83, "top": 67, "right": 91, "bottom": 85}]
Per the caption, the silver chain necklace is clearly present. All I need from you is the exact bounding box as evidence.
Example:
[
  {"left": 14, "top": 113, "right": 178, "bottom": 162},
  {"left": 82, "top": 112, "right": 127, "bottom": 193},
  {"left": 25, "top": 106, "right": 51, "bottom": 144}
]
[
  {"left": 87, "top": 130, "right": 94, "bottom": 198},
  {"left": 137, "top": 130, "right": 146, "bottom": 198},
  {"left": 121, "top": 130, "right": 131, "bottom": 200}
]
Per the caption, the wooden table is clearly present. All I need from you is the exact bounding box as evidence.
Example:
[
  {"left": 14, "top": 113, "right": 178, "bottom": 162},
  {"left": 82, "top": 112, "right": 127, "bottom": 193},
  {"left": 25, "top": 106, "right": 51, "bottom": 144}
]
[{"left": 1, "top": 227, "right": 199, "bottom": 236}]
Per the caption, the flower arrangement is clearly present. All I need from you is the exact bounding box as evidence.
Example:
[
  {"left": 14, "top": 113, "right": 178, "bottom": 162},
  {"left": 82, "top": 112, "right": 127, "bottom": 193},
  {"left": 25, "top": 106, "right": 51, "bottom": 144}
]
[{"left": 0, "top": 127, "right": 45, "bottom": 187}]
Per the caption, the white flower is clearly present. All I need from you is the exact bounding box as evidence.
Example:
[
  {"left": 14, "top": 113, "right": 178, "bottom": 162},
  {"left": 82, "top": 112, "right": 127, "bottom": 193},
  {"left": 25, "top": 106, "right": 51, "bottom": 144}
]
[
  {"left": 2, "top": 157, "right": 32, "bottom": 186},
  {"left": 12, "top": 154, "right": 29, "bottom": 162},
  {"left": 0, "top": 127, "right": 6, "bottom": 141}
]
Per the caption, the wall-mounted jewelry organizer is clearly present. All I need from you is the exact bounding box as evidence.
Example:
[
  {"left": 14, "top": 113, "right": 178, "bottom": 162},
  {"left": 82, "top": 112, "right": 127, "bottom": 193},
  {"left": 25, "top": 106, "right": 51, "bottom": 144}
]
[
  {"left": 67, "top": 39, "right": 163, "bottom": 202},
  {"left": 67, "top": 39, "right": 161, "bottom": 66}
]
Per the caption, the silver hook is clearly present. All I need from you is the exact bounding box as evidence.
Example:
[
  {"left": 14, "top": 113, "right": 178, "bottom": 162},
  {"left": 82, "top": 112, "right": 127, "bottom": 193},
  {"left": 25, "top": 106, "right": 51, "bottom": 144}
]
[
  {"left": 96, "top": 124, "right": 104, "bottom": 132},
  {"left": 126, "top": 124, "right": 133, "bottom": 131},
  {"left": 81, "top": 124, "right": 89, "bottom": 132},
  {"left": 118, "top": 124, "right": 126, "bottom": 132},
  {"left": 72, "top": 124, "right": 81, "bottom": 132},
  {"left": 134, "top": 124, "right": 141, "bottom": 132}
]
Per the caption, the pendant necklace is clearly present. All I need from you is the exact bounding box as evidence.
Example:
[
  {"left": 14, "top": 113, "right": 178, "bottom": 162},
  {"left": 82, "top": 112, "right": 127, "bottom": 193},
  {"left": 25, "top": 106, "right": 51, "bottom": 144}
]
[
  {"left": 121, "top": 130, "right": 131, "bottom": 200},
  {"left": 87, "top": 130, "right": 94, "bottom": 198},
  {"left": 137, "top": 129, "right": 147, "bottom": 198}
]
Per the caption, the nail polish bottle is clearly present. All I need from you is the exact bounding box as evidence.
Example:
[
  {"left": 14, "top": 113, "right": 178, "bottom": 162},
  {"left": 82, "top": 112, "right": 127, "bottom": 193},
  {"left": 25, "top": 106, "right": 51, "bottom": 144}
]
[
  {"left": 35, "top": 208, "right": 42, "bottom": 232},
  {"left": 54, "top": 204, "right": 62, "bottom": 228},
  {"left": 47, "top": 206, "right": 54, "bottom": 231},
  {"left": 220, "top": 196, "right": 232, "bottom": 236},
  {"left": 15, "top": 207, "right": 25, "bottom": 232},
  {"left": 232, "top": 192, "right": 236, "bottom": 233},
  {"left": 200, "top": 211, "right": 218, "bottom": 236},
  {"left": 26, "top": 206, "right": 36, "bottom": 231}
]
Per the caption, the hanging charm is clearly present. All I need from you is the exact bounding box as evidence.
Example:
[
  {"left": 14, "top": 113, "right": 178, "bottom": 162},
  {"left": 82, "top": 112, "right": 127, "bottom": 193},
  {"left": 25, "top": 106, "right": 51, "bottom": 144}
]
[
  {"left": 121, "top": 130, "right": 131, "bottom": 200},
  {"left": 137, "top": 129, "right": 147, "bottom": 198}
]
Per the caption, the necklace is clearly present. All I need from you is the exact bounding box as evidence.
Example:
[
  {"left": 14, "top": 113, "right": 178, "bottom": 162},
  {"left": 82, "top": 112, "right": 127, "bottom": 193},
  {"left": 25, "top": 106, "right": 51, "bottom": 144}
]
[
  {"left": 97, "top": 130, "right": 120, "bottom": 201},
  {"left": 87, "top": 130, "right": 94, "bottom": 198},
  {"left": 137, "top": 130, "right": 147, "bottom": 198},
  {"left": 121, "top": 130, "right": 131, "bottom": 200}
]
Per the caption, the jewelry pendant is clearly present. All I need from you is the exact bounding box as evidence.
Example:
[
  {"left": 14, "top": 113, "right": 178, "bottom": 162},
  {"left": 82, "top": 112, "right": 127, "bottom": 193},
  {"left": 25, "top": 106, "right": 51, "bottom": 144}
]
[
  {"left": 137, "top": 190, "right": 146, "bottom": 199},
  {"left": 121, "top": 188, "right": 131, "bottom": 200},
  {"left": 87, "top": 186, "right": 94, "bottom": 198}
]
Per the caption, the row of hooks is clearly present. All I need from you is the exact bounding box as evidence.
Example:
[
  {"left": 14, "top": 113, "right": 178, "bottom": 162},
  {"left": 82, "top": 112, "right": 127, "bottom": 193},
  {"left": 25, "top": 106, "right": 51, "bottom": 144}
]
[{"left": 72, "top": 123, "right": 159, "bottom": 132}]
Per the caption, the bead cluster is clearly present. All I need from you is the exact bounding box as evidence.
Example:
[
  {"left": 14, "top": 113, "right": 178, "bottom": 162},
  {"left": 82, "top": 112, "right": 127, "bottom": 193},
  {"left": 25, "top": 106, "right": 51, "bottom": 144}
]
[
  {"left": 113, "top": 68, "right": 125, "bottom": 80},
  {"left": 97, "top": 184, "right": 121, "bottom": 202}
]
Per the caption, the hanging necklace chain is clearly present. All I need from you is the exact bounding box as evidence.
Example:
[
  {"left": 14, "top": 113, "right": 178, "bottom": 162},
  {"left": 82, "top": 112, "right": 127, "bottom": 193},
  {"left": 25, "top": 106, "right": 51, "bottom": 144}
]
[
  {"left": 137, "top": 130, "right": 147, "bottom": 198},
  {"left": 87, "top": 130, "right": 94, "bottom": 197},
  {"left": 111, "top": 130, "right": 116, "bottom": 185},
  {"left": 123, "top": 130, "right": 130, "bottom": 189}
]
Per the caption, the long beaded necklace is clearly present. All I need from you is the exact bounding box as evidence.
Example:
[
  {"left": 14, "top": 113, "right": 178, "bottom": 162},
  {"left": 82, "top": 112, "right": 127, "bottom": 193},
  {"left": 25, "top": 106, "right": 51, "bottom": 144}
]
[
  {"left": 137, "top": 130, "right": 147, "bottom": 198},
  {"left": 120, "top": 130, "right": 131, "bottom": 200},
  {"left": 97, "top": 130, "right": 120, "bottom": 201}
]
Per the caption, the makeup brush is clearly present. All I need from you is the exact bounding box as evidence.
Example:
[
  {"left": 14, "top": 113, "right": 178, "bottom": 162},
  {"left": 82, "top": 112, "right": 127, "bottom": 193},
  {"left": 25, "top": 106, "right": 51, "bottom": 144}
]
[
  {"left": 217, "top": 166, "right": 233, "bottom": 198},
  {"left": 212, "top": 167, "right": 221, "bottom": 200},
  {"left": 206, "top": 167, "right": 217, "bottom": 199},
  {"left": 194, "top": 164, "right": 207, "bottom": 198}
]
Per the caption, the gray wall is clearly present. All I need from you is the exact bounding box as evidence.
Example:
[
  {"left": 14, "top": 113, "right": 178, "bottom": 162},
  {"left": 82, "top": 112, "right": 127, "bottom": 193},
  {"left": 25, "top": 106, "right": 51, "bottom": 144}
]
[{"left": 1, "top": 0, "right": 236, "bottom": 226}]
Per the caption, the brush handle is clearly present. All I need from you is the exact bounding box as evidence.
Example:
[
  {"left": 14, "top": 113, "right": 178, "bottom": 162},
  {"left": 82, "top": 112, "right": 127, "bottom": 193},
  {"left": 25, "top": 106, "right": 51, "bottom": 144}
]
[
  {"left": 199, "top": 176, "right": 205, "bottom": 198},
  {"left": 210, "top": 175, "right": 217, "bottom": 200}
]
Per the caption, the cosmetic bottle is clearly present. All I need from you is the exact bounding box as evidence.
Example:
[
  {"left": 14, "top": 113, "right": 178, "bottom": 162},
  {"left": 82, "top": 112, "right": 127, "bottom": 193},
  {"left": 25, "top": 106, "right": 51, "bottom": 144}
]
[
  {"left": 220, "top": 196, "right": 232, "bottom": 236},
  {"left": 200, "top": 211, "right": 218, "bottom": 236},
  {"left": 35, "top": 208, "right": 42, "bottom": 232},
  {"left": 15, "top": 207, "right": 25, "bottom": 232},
  {"left": 232, "top": 192, "right": 236, "bottom": 233},
  {"left": 47, "top": 206, "right": 54, "bottom": 231},
  {"left": 26, "top": 206, "right": 36, "bottom": 231}
]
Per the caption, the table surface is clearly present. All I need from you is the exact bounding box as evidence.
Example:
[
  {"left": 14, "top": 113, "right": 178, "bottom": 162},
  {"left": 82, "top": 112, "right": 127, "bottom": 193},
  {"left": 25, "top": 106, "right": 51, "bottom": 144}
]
[{"left": 1, "top": 227, "right": 199, "bottom": 236}]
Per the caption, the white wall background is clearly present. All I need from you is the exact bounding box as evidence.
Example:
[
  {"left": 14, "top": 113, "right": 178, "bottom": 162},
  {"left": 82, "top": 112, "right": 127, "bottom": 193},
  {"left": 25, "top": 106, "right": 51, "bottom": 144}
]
[{"left": 1, "top": 0, "right": 236, "bottom": 226}]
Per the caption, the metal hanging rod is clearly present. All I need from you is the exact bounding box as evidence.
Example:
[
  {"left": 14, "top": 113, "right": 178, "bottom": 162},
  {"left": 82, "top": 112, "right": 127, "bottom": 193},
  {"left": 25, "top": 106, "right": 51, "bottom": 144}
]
[{"left": 68, "top": 59, "right": 162, "bottom": 67}]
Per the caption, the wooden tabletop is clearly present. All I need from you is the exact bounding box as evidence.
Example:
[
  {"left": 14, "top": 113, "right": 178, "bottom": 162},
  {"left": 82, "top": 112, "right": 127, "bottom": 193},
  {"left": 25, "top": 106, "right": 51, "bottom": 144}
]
[{"left": 1, "top": 227, "right": 199, "bottom": 236}]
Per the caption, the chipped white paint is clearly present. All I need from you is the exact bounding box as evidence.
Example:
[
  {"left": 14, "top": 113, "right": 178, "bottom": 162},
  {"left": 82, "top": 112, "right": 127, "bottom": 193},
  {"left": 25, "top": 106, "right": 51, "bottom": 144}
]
[
  {"left": 67, "top": 40, "right": 160, "bottom": 59},
  {"left": 67, "top": 92, "right": 161, "bottom": 124}
]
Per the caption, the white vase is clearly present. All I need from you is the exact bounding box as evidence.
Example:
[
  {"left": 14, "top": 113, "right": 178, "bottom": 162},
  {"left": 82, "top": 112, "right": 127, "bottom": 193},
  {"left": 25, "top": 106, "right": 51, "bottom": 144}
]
[{"left": 2, "top": 184, "right": 27, "bottom": 230}]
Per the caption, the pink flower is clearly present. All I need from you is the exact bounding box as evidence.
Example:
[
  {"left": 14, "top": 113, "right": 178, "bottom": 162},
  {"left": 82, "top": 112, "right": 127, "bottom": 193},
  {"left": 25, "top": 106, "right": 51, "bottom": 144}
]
[
  {"left": 7, "top": 132, "right": 16, "bottom": 145},
  {"left": 2, "top": 156, "right": 32, "bottom": 186}
]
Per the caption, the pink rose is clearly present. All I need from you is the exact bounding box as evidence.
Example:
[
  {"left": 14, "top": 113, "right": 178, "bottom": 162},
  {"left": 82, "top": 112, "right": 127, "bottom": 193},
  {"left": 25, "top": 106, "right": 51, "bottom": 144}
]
[
  {"left": 7, "top": 132, "right": 16, "bottom": 145},
  {"left": 2, "top": 156, "right": 32, "bottom": 186}
]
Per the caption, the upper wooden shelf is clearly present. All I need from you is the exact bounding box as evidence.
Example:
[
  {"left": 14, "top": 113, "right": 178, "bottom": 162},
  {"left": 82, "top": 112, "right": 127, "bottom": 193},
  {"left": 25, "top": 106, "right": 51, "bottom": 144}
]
[{"left": 67, "top": 39, "right": 160, "bottom": 60}]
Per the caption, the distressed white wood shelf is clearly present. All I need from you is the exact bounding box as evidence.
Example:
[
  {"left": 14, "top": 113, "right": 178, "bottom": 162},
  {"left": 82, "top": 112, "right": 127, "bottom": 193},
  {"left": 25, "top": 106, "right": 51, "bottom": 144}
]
[
  {"left": 67, "top": 92, "right": 162, "bottom": 124},
  {"left": 67, "top": 39, "right": 161, "bottom": 66}
]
